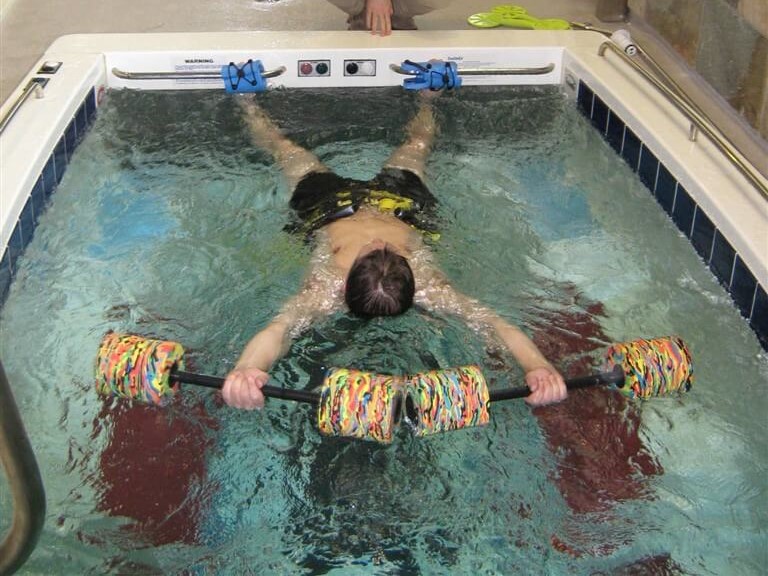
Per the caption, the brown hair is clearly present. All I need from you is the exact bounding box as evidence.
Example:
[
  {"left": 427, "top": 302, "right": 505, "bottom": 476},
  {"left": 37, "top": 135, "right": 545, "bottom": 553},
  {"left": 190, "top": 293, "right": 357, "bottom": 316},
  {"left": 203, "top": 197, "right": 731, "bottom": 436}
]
[{"left": 345, "top": 247, "right": 415, "bottom": 317}]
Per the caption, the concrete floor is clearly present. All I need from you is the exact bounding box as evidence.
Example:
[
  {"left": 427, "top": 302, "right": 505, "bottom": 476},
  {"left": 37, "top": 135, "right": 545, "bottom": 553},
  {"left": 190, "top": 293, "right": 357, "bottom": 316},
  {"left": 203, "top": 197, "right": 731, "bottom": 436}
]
[{"left": 0, "top": 0, "right": 607, "bottom": 104}]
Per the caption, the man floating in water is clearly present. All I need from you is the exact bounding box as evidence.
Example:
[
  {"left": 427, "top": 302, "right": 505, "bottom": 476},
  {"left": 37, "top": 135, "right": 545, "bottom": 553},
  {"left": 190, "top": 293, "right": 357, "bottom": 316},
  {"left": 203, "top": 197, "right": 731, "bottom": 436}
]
[{"left": 223, "top": 92, "right": 567, "bottom": 410}]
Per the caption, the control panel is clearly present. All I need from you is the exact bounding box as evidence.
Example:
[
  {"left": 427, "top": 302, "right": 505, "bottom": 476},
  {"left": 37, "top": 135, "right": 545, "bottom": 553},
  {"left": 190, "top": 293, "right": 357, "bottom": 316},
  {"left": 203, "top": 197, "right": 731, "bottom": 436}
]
[
  {"left": 296, "top": 58, "right": 378, "bottom": 79},
  {"left": 297, "top": 60, "right": 331, "bottom": 77},
  {"left": 344, "top": 59, "right": 376, "bottom": 77}
]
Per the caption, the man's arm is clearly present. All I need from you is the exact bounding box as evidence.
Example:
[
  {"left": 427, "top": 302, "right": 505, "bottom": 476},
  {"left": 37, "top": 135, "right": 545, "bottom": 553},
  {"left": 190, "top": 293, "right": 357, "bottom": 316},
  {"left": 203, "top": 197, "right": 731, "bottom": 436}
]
[
  {"left": 222, "top": 270, "right": 339, "bottom": 410},
  {"left": 415, "top": 268, "right": 567, "bottom": 406},
  {"left": 482, "top": 314, "right": 568, "bottom": 406},
  {"left": 221, "top": 321, "right": 290, "bottom": 410}
]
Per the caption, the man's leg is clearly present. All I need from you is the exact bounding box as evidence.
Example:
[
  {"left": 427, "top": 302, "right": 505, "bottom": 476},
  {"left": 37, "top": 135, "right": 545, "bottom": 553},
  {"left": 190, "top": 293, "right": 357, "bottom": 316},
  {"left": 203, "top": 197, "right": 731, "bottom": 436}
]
[
  {"left": 330, "top": 0, "right": 448, "bottom": 31},
  {"left": 238, "top": 97, "right": 329, "bottom": 191},
  {"left": 382, "top": 93, "right": 438, "bottom": 180}
]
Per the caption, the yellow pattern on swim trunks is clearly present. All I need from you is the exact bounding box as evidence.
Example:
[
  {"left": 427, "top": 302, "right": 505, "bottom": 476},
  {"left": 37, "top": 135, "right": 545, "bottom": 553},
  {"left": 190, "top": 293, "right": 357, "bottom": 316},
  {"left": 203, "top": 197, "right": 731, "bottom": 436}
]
[
  {"left": 335, "top": 188, "right": 440, "bottom": 240},
  {"left": 332, "top": 188, "right": 415, "bottom": 214}
]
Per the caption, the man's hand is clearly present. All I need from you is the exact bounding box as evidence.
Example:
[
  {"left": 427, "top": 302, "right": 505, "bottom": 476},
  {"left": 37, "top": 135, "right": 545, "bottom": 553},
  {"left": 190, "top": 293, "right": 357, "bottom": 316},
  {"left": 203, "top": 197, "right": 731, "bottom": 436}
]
[
  {"left": 222, "top": 367, "right": 269, "bottom": 410},
  {"left": 524, "top": 366, "right": 567, "bottom": 406},
  {"left": 366, "top": 0, "right": 393, "bottom": 36}
]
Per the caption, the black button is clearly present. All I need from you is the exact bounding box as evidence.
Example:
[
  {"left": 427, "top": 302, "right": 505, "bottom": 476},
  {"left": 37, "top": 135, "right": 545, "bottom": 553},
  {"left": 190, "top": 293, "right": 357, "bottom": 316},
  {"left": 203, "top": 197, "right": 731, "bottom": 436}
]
[
  {"left": 315, "top": 62, "right": 329, "bottom": 75},
  {"left": 346, "top": 62, "right": 359, "bottom": 75}
]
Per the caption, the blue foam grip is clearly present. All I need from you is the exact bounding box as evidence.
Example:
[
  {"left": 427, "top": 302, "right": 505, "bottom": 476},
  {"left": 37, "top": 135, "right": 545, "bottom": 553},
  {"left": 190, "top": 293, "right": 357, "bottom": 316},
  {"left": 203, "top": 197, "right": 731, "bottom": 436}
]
[
  {"left": 401, "top": 60, "right": 462, "bottom": 92},
  {"left": 221, "top": 59, "right": 268, "bottom": 93}
]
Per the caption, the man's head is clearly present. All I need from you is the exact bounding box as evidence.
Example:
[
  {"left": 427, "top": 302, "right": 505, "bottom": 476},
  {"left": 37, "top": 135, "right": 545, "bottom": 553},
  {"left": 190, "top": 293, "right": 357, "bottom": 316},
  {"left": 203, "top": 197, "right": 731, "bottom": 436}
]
[{"left": 345, "top": 244, "right": 415, "bottom": 317}]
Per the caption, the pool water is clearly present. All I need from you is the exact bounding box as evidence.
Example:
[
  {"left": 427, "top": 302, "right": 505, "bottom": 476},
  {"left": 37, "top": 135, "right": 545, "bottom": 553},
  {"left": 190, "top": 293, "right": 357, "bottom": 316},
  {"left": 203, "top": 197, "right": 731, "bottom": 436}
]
[{"left": 0, "top": 87, "right": 766, "bottom": 574}]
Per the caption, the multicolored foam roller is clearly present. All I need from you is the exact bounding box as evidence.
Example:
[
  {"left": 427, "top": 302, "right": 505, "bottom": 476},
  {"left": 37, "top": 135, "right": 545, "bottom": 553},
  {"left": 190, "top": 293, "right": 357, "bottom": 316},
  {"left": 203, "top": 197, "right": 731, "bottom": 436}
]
[
  {"left": 317, "top": 368, "right": 403, "bottom": 444},
  {"left": 95, "top": 332, "right": 185, "bottom": 406},
  {"left": 605, "top": 336, "right": 693, "bottom": 399},
  {"left": 94, "top": 332, "right": 694, "bottom": 443},
  {"left": 406, "top": 365, "right": 490, "bottom": 437}
]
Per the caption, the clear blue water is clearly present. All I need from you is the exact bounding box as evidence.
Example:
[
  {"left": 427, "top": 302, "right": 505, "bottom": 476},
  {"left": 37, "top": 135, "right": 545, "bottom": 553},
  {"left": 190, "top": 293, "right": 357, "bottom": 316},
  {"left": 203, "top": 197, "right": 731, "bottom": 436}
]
[{"left": 0, "top": 87, "right": 766, "bottom": 574}]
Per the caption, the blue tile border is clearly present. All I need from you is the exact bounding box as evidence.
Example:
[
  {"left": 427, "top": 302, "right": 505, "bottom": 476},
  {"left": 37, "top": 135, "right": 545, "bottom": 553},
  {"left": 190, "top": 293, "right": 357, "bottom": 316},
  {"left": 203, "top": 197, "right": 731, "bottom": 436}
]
[
  {"left": 577, "top": 80, "right": 767, "bottom": 350},
  {"left": 671, "top": 184, "right": 695, "bottom": 236},
  {"left": 0, "top": 86, "right": 98, "bottom": 307},
  {"left": 752, "top": 287, "right": 768, "bottom": 341},
  {"left": 691, "top": 205, "right": 715, "bottom": 262},
  {"left": 638, "top": 145, "right": 659, "bottom": 191},
  {"left": 621, "top": 127, "right": 642, "bottom": 170},
  {"left": 710, "top": 231, "right": 736, "bottom": 289},
  {"left": 591, "top": 94, "right": 610, "bottom": 134},
  {"left": 605, "top": 109, "right": 624, "bottom": 153},
  {"left": 0, "top": 252, "right": 10, "bottom": 304}
]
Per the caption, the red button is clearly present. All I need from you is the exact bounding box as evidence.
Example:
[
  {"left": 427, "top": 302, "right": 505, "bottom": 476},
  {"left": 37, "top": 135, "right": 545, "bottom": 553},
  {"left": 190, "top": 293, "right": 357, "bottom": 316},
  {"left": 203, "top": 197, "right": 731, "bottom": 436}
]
[{"left": 300, "top": 62, "right": 313, "bottom": 75}]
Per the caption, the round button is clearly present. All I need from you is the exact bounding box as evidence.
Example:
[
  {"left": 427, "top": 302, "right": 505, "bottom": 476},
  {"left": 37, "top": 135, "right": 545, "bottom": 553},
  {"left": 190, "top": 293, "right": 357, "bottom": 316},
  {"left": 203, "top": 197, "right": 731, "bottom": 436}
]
[
  {"left": 315, "top": 62, "right": 329, "bottom": 75},
  {"left": 346, "top": 62, "right": 359, "bottom": 75},
  {"left": 300, "top": 62, "right": 313, "bottom": 75}
]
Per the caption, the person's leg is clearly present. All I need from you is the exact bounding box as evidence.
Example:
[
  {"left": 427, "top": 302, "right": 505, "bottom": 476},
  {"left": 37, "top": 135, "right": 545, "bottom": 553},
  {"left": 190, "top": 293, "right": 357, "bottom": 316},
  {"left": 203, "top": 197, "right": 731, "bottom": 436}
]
[
  {"left": 238, "top": 97, "right": 329, "bottom": 191},
  {"left": 324, "top": 0, "right": 367, "bottom": 29},
  {"left": 390, "top": 0, "right": 446, "bottom": 29},
  {"left": 382, "top": 93, "right": 438, "bottom": 180},
  {"left": 324, "top": 0, "right": 365, "bottom": 12},
  {"left": 326, "top": 0, "right": 450, "bottom": 31}
]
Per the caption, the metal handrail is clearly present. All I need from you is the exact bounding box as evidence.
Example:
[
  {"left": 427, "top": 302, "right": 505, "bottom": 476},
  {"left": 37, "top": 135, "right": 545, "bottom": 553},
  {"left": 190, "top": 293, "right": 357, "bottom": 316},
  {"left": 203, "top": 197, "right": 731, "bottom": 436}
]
[
  {"left": 0, "top": 80, "right": 44, "bottom": 136},
  {"left": 111, "top": 65, "right": 287, "bottom": 81},
  {"left": 598, "top": 40, "right": 768, "bottom": 199},
  {"left": 0, "top": 361, "right": 46, "bottom": 576},
  {"left": 390, "top": 63, "right": 555, "bottom": 76}
]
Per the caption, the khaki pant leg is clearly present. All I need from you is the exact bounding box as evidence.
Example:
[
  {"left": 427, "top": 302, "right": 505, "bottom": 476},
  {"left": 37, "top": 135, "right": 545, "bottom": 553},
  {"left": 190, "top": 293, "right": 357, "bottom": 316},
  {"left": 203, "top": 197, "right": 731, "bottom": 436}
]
[
  {"left": 391, "top": 0, "right": 449, "bottom": 18},
  {"left": 324, "top": 0, "right": 366, "bottom": 16},
  {"left": 391, "top": 1, "right": 453, "bottom": 29},
  {"left": 327, "top": 0, "right": 453, "bottom": 30}
]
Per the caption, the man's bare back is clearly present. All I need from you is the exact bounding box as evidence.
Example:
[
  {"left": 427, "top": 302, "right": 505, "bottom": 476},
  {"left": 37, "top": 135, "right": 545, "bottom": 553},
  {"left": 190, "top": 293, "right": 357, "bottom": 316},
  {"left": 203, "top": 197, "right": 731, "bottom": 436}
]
[{"left": 325, "top": 206, "right": 420, "bottom": 274}]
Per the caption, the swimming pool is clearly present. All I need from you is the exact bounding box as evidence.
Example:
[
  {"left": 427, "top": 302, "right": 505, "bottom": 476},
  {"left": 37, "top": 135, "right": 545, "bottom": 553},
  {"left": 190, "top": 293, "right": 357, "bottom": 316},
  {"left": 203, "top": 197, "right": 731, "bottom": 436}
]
[{"left": 0, "top": 31, "right": 766, "bottom": 574}]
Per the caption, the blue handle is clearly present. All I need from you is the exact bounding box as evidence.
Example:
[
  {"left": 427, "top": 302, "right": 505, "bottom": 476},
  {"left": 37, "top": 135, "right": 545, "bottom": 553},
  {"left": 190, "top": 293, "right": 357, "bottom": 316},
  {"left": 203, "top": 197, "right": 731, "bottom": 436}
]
[
  {"left": 401, "top": 60, "right": 462, "bottom": 92},
  {"left": 221, "top": 59, "right": 268, "bottom": 93}
]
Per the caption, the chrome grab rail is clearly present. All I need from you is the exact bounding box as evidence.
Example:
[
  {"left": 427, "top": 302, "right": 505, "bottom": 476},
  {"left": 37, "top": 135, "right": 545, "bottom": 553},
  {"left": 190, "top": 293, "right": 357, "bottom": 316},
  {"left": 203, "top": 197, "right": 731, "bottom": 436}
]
[
  {"left": 111, "top": 65, "right": 287, "bottom": 81},
  {"left": 0, "top": 80, "right": 44, "bottom": 136},
  {"left": 390, "top": 63, "right": 555, "bottom": 76},
  {"left": 0, "top": 361, "right": 46, "bottom": 576},
  {"left": 598, "top": 40, "right": 768, "bottom": 199}
]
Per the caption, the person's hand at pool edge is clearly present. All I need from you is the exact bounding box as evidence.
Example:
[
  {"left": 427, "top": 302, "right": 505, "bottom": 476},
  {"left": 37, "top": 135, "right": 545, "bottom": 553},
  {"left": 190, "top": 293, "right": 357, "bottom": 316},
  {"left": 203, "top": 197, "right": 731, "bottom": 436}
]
[{"left": 366, "top": 0, "right": 394, "bottom": 36}]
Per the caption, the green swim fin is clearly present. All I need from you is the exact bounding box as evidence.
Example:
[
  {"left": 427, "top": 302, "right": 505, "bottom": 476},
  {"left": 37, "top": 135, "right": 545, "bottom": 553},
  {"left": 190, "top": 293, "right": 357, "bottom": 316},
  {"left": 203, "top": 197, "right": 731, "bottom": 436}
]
[{"left": 468, "top": 5, "right": 571, "bottom": 30}]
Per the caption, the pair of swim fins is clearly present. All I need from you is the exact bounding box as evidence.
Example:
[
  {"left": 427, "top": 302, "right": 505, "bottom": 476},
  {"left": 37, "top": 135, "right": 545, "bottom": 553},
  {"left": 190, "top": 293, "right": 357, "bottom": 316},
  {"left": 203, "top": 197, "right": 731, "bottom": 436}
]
[{"left": 468, "top": 4, "right": 571, "bottom": 30}]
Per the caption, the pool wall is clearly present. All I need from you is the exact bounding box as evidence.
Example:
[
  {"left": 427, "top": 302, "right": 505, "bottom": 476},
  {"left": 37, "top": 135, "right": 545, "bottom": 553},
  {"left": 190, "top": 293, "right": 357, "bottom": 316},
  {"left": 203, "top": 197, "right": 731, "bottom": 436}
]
[{"left": 0, "top": 31, "right": 766, "bottom": 347}]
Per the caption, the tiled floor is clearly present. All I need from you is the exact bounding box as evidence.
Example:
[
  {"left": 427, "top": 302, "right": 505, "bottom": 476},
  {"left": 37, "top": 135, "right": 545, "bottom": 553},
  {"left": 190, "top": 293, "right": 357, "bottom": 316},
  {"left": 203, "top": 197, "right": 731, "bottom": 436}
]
[{"left": 0, "top": 0, "right": 606, "bottom": 104}]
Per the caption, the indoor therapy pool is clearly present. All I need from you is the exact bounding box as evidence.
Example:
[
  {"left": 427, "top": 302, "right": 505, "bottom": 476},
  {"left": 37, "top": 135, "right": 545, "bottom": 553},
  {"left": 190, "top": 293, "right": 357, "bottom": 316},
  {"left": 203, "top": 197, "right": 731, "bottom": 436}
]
[{"left": 0, "top": 31, "right": 766, "bottom": 574}]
